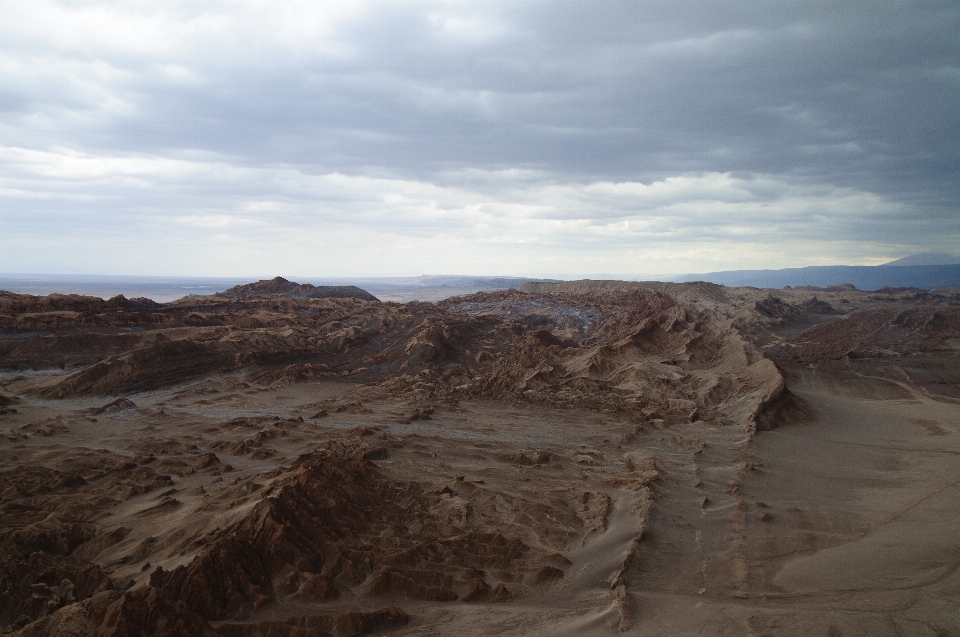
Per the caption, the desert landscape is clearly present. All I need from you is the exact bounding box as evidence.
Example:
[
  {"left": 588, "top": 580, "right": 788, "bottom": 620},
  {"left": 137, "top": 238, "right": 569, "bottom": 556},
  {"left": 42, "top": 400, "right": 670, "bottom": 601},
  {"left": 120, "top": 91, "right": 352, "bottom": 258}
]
[{"left": 1, "top": 278, "right": 958, "bottom": 637}]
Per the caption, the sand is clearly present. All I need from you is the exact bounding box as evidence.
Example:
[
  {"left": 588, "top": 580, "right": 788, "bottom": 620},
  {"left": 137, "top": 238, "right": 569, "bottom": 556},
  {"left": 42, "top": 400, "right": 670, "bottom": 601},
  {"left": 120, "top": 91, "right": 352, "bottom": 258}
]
[{"left": 0, "top": 281, "right": 957, "bottom": 636}]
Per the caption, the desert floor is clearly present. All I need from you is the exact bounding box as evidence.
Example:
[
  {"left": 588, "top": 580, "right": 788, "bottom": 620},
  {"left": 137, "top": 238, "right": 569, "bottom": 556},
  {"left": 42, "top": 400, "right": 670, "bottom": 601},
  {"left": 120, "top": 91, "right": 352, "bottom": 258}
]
[{"left": 1, "top": 280, "right": 957, "bottom": 636}]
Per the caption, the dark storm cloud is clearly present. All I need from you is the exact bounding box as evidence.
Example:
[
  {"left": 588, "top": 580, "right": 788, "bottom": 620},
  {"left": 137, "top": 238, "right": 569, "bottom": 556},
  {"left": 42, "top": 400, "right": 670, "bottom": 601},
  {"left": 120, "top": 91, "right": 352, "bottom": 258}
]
[{"left": 1, "top": 0, "right": 958, "bottom": 276}]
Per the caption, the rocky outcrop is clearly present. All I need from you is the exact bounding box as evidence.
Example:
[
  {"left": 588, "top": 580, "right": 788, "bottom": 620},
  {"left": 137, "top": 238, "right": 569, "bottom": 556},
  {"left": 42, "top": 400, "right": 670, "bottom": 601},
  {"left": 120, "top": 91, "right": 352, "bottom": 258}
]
[
  {"left": 149, "top": 451, "right": 552, "bottom": 621},
  {"left": 217, "top": 278, "right": 378, "bottom": 302}
]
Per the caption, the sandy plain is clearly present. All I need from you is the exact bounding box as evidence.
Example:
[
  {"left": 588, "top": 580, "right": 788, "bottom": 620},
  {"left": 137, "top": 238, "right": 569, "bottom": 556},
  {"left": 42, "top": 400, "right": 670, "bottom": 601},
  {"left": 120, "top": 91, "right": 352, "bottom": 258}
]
[{"left": 0, "top": 279, "right": 957, "bottom": 636}]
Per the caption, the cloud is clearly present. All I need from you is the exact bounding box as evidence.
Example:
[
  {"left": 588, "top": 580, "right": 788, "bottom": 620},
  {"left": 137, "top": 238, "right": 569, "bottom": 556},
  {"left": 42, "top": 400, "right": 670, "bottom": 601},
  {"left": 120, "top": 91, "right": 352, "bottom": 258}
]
[
  {"left": 3, "top": 143, "right": 943, "bottom": 276},
  {"left": 1, "top": 0, "right": 958, "bottom": 276}
]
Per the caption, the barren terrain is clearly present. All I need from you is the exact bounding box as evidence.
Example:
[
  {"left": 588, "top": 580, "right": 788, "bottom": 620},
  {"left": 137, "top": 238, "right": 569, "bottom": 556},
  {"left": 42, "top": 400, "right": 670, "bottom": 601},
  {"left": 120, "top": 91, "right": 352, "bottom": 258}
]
[{"left": 1, "top": 279, "right": 957, "bottom": 636}]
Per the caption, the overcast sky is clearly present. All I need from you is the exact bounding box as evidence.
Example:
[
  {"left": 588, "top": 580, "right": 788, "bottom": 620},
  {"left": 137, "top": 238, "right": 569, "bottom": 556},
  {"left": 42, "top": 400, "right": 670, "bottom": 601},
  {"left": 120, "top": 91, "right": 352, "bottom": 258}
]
[{"left": 1, "top": 0, "right": 958, "bottom": 277}]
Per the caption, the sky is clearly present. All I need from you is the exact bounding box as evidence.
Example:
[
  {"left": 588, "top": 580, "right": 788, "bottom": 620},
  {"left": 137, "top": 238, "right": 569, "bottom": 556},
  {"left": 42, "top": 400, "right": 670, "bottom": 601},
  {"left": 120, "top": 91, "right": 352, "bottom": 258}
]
[{"left": 1, "top": 0, "right": 958, "bottom": 278}]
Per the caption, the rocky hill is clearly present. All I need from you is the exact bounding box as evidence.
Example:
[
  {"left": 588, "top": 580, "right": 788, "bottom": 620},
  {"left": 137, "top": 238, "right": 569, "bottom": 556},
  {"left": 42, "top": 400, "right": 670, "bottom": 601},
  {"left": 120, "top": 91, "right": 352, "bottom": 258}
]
[{"left": 217, "top": 277, "right": 379, "bottom": 301}]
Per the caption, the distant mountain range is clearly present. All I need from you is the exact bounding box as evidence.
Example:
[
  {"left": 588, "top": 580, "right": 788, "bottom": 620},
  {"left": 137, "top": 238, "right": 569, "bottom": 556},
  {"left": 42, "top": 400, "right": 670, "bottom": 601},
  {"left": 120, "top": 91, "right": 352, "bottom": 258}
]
[
  {"left": 879, "top": 253, "right": 960, "bottom": 267},
  {"left": 2, "top": 257, "right": 957, "bottom": 302},
  {"left": 673, "top": 254, "right": 960, "bottom": 290}
]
